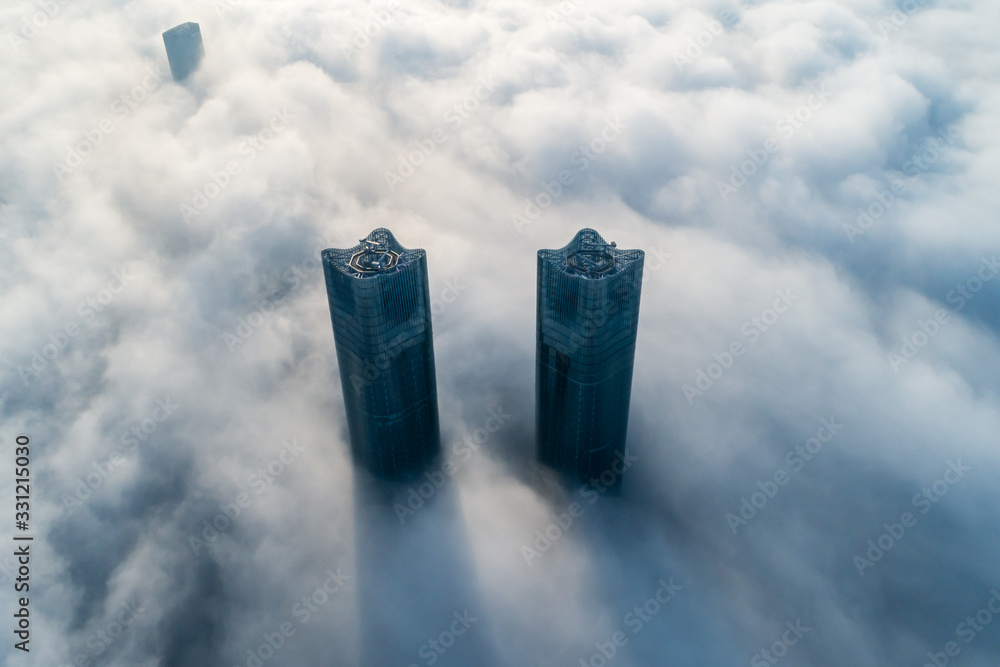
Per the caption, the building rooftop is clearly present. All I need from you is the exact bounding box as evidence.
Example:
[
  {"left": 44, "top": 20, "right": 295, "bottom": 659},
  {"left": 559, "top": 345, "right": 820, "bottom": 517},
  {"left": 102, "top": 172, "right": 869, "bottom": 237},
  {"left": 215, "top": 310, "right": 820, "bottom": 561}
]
[
  {"left": 323, "top": 228, "right": 424, "bottom": 278},
  {"left": 540, "top": 228, "right": 643, "bottom": 279},
  {"left": 162, "top": 22, "right": 201, "bottom": 39}
]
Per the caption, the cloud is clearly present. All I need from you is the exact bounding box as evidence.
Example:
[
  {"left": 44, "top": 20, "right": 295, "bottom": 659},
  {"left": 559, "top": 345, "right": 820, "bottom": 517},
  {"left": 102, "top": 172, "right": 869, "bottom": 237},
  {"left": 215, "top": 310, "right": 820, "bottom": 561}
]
[{"left": 2, "top": 0, "right": 999, "bottom": 665}]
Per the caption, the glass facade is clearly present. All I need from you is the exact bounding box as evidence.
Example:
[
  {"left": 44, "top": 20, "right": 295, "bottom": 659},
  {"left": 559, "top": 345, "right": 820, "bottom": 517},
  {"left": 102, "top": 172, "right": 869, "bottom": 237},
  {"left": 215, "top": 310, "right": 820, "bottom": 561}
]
[
  {"left": 162, "top": 22, "right": 204, "bottom": 82},
  {"left": 322, "top": 229, "right": 441, "bottom": 479},
  {"left": 536, "top": 229, "right": 643, "bottom": 489}
]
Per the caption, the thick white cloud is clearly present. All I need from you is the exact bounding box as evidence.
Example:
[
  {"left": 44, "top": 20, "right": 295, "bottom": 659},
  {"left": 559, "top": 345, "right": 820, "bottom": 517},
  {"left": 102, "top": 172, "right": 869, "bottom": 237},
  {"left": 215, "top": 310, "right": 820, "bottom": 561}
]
[{"left": 2, "top": 0, "right": 999, "bottom": 665}]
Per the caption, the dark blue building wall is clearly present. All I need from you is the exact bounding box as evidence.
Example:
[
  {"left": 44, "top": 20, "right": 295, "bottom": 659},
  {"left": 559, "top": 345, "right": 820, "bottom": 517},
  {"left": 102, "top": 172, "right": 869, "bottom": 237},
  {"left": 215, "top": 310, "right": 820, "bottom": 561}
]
[
  {"left": 322, "top": 229, "right": 440, "bottom": 479},
  {"left": 162, "top": 22, "right": 204, "bottom": 82},
  {"left": 536, "top": 229, "right": 643, "bottom": 488}
]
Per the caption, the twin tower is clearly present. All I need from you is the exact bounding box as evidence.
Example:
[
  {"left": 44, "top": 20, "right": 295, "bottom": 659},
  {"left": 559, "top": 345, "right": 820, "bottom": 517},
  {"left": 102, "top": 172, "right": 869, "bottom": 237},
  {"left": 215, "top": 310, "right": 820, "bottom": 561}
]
[{"left": 322, "top": 228, "right": 644, "bottom": 488}]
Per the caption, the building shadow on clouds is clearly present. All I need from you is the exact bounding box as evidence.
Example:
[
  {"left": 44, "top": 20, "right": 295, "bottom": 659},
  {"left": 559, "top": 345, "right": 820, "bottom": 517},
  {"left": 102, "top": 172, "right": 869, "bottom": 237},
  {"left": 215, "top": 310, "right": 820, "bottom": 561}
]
[
  {"left": 566, "top": 428, "right": 743, "bottom": 666},
  {"left": 352, "top": 462, "right": 500, "bottom": 667}
]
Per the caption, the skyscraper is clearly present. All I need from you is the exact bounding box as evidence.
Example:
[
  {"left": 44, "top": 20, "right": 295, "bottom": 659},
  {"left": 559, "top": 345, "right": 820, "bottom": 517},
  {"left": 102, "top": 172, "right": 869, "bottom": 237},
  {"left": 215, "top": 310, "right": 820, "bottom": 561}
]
[
  {"left": 162, "top": 22, "right": 204, "bottom": 82},
  {"left": 536, "top": 229, "right": 643, "bottom": 490},
  {"left": 322, "top": 229, "right": 441, "bottom": 479}
]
